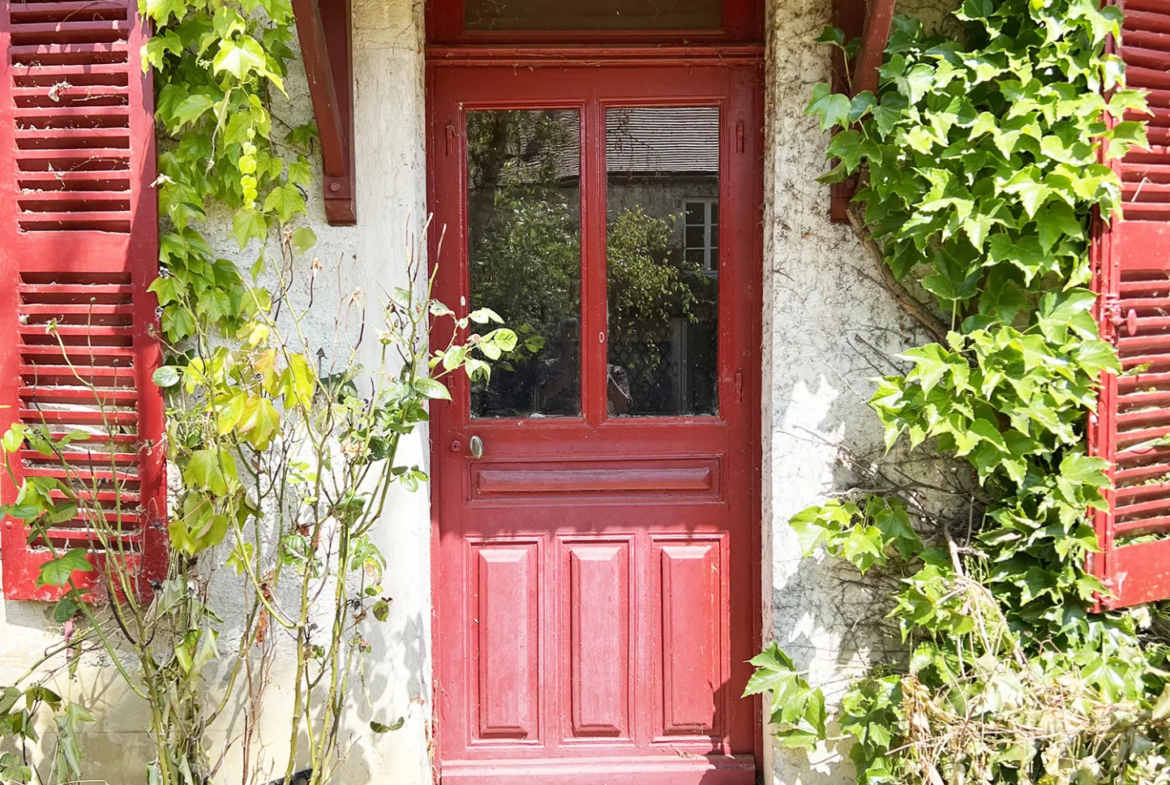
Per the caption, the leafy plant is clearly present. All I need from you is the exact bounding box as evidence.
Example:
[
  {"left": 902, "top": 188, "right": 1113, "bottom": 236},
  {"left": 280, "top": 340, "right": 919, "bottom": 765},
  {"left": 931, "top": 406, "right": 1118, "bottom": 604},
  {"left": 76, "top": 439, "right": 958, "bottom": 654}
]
[
  {"left": 0, "top": 3, "right": 514, "bottom": 785},
  {"left": 746, "top": 0, "right": 1170, "bottom": 781}
]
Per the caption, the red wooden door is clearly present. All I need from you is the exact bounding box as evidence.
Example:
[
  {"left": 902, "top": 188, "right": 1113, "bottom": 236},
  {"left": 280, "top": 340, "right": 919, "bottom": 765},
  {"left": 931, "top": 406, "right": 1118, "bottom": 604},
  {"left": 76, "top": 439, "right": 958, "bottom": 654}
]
[{"left": 429, "top": 60, "right": 762, "bottom": 785}]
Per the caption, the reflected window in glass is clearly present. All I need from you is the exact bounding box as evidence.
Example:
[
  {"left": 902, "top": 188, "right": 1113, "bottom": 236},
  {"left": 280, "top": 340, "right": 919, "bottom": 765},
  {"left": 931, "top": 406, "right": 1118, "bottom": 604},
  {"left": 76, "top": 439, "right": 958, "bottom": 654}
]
[
  {"left": 467, "top": 109, "right": 582, "bottom": 419},
  {"left": 605, "top": 107, "right": 719, "bottom": 418}
]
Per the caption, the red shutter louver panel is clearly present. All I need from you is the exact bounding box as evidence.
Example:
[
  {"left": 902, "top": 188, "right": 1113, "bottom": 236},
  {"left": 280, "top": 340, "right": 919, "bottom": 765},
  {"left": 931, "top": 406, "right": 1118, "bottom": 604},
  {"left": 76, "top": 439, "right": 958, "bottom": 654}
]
[
  {"left": 1090, "top": 0, "right": 1170, "bottom": 608},
  {"left": 0, "top": 0, "right": 165, "bottom": 600}
]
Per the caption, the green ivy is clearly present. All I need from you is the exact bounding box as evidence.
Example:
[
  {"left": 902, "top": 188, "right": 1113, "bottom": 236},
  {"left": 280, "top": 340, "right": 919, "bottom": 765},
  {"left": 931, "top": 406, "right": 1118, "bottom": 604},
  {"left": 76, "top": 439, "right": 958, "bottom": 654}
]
[{"left": 747, "top": 0, "right": 1170, "bottom": 781}]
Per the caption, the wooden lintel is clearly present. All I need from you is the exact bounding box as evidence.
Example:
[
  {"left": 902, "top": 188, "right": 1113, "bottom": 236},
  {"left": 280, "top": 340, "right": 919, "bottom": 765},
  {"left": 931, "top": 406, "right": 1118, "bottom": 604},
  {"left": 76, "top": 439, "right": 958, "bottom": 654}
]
[
  {"left": 829, "top": 0, "right": 897, "bottom": 223},
  {"left": 292, "top": 0, "right": 356, "bottom": 225}
]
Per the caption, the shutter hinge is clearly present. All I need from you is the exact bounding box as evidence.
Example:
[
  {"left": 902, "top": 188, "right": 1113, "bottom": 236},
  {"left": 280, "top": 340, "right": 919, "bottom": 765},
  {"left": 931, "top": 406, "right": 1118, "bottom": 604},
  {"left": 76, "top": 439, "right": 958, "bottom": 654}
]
[
  {"left": 735, "top": 370, "right": 744, "bottom": 403},
  {"left": 1101, "top": 294, "right": 1137, "bottom": 342},
  {"left": 735, "top": 121, "right": 744, "bottom": 154},
  {"left": 1101, "top": 294, "right": 1121, "bottom": 343}
]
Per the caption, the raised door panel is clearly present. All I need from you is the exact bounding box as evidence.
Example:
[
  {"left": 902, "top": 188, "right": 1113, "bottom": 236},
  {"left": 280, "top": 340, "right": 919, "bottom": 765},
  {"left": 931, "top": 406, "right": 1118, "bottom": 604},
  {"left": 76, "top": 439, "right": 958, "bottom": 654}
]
[
  {"left": 472, "top": 541, "right": 541, "bottom": 741},
  {"left": 564, "top": 539, "right": 632, "bottom": 739},
  {"left": 655, "top": 538, "right": 724, "bottom": 738}
]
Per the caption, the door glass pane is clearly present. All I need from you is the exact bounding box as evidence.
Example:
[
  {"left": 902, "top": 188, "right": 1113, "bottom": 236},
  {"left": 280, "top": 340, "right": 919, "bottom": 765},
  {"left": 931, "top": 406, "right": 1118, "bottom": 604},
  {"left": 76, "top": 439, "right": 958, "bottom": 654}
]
[
  {"left": 465, "top": 0, "right": 722, "bottom": 31},
  {"left": 468, "top": 109, "right": 582, "bottom": 419},
  {"left": 605, "top": 107, "right": 719, "bottom": 417}
]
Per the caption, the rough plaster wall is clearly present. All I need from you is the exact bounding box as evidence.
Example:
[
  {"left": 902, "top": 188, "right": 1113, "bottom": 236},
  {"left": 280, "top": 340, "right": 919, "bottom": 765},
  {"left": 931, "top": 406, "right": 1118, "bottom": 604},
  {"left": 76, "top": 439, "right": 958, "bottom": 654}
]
[
  {"left": 761, "top": 0, "right": 958, "bottom": 781},
  {"left": 0, "top": 0, "right": 433, "bottom": 782}
]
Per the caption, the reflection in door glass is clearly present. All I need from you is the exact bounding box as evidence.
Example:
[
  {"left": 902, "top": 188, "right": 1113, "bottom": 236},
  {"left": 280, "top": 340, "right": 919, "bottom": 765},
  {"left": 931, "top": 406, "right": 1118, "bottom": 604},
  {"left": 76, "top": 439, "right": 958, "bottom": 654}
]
[
  {"left": 467, "top": 110, "right": 582, "bottom": 418},
  {"left": 606, "top": 107, "right": 719, "bottom": 417}
]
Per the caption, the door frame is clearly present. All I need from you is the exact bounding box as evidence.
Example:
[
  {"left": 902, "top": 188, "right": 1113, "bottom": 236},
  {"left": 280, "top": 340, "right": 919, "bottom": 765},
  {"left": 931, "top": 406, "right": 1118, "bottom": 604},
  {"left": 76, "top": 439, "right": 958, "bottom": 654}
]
[{"left": 425, "top": 47, "right": 765, "bottom": 784}]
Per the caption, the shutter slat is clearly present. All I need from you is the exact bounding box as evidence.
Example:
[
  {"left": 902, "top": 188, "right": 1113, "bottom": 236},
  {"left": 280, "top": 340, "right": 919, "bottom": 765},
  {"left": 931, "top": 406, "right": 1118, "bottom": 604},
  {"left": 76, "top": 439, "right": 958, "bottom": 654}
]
[{"left": 0, "top": 0, "right": 165, "bottom": 601}]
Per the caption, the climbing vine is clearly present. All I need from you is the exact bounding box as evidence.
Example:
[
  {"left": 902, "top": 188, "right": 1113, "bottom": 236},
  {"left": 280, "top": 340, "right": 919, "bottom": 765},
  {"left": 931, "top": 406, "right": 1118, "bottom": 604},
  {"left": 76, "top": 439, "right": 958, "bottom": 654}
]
[
  {"left": 0, "top": 3, "right": 514, "bottom": 785},
  {"left": 747, "top": 0, "right": 1170, "bottom": 782}
]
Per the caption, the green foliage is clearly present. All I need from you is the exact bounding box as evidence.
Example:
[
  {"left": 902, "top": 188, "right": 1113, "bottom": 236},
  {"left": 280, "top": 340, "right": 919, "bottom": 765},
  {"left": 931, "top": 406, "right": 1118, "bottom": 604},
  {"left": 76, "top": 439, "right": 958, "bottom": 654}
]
[
  {"left": 748, "top": 0, "right": 1170, "bottom": 781},
  {"left": 743, "top": 643, "right": 827, "bottom": 750}
]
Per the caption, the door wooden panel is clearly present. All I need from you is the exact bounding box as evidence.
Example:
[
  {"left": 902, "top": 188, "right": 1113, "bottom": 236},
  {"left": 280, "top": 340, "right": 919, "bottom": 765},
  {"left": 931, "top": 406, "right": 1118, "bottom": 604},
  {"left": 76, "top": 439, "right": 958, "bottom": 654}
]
[
  {"left": 658, "top": 539, "right": 723, "bottom": 737},
  {"left": 565, "top": 540, "right": 631, "bottom": 738},
  {"left": 429, "top": 60, "right": 762, "bottom": 785},
  {"left": 472, "top": 542, "right": 541, "bottom": 740}
]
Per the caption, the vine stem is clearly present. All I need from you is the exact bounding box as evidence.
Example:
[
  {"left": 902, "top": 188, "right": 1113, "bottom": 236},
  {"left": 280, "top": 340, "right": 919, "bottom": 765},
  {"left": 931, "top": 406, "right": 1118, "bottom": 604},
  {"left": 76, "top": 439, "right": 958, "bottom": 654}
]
[{"left": 845, "top": 203, "right": 950, "bottom": 345}]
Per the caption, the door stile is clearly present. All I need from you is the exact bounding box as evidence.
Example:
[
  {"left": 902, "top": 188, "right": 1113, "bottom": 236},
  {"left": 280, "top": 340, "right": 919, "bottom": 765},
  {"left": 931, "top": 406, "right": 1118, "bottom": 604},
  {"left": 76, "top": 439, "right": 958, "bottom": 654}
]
[
  {"left": 725, "top": 64, "right": 763, "bottom": 752},
  {"left": 582, "top": 97, "right": 607, "bottom": 427}
]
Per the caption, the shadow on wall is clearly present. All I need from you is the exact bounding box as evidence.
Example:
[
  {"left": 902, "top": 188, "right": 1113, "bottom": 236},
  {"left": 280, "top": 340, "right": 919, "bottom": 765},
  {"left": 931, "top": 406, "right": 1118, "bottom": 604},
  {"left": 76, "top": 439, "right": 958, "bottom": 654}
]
[{"left": 0, "top": 606, "right": 431, "bottom": 784}]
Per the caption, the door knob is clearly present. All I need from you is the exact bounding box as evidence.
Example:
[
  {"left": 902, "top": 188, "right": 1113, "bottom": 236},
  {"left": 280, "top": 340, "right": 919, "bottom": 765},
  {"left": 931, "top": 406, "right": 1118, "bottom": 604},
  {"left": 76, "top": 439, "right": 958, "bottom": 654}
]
[{"left": 468, "top": 435, "right": 484, "bottom": 460}]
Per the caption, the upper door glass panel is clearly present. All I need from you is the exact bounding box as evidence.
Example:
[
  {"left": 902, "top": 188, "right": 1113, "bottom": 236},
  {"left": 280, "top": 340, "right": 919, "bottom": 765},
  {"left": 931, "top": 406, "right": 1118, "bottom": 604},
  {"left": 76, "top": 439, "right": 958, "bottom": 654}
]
[
  {"left": 464, "top": 0, "right": 722, "bottom": 31},
  {"left": 605, "top": 107, "right": 719, "bottom": 417},
  {"left": 467, "top": 109, "right": 582, "bottom": 419}
]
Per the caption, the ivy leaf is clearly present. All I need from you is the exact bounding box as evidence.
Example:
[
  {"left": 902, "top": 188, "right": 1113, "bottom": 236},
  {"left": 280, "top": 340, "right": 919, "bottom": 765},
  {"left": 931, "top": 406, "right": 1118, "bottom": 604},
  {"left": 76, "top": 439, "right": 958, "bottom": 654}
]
[
  {"left": 212, "top": 36, "right": 268, "bottom": 81},
  {"left": 827, "top": 130, "right": 865, "bottom": 171},
  {"left": 814, "top": 26, "right": 846, "bottom": 47},
  {"left": 289, "top": 157, "right": 312, "bottom": 188},
  {"left": 1060, "top": 453, "right": 1110, "bottom": 488},
  {"left": 36, "top": 549, "right": 94, "bottom": 589},
  {"left": 171, "top": 94, "right": 215, "bottom": 128},
  {"left": 143, "top": 30, "right": 183, "bottom": 70},
  {"left": 744, "top": 642, "right": 799, "bottom": 696},
  {"left": 1152, "top": 683, "right": 1170, "bottom": 721},
  {"left": 904, "top": 126, "right": 938, "bottom": 154},
  {"left": 895, "top": 64, "right": 934, "bottom": 104},
  {"left": 262, "top": 185, "right": 307, "bottom": 224},
  {"left": 1073, "top": 338, "right": 1122, "bottom": 375},
  {"left": 970, "top": 418, "right": 1008, "bottom": 453},
  {"left": 212, "top": 6, "right": 246, "bottom": 39},
  {"left": 1107, "top": 120, "right": 1149, "bottom": 159},
  {"left": 184, "top": 450, "right": 238, "bottom": 497},
  {"left": 806, "top": 83, "right": 850, "bottom": 132},
  {"left": 145, "top": 0, "right": 186, "bottom": 25},
  {"left": 849, "top": 91, "right": 876, "bottom": 123},
  {"left": 1001, "top": 168, "right": 1052, "bottom": 218},
  {"left": 987, "top": 234, "right": 1048, "bottom": 283},
  {"left": 238, "top": 397, "right": 281, "bottom": 450},
  {"left": 1035, "top": 201, "right": 1083, "bottom": 252},
  {"left": 233, "top": 209, "right": 268, "bottom": 249},
  {"left": 962, "top": 212, "right": 998, "bottom": 251},
  {"left": 840, "top": 525, "right": 884, "bottom": 573},
  {"left": 289, "top": 228, "right": 317, "bottom": 257}
]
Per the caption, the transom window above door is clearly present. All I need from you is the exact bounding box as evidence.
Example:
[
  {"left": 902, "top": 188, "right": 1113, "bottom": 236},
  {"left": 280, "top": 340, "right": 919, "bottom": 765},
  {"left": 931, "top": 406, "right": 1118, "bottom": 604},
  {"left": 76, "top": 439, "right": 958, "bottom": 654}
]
[
  {"left": 466, "top": 105, "right": 722, "bottom": 421},
  {"left": 426, "top": 0, "right": 763, "bottom": 44}
]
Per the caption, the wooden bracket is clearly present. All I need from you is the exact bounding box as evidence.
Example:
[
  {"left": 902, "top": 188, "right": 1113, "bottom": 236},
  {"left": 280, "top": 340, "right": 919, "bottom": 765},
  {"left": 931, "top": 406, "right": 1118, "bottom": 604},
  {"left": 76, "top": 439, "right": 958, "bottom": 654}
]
[
  {"left": 292, "top": 0, "right": 356, "bottom": 225},
  {"left": 829, "top": 0, "right": 897, "bottom": 223}
]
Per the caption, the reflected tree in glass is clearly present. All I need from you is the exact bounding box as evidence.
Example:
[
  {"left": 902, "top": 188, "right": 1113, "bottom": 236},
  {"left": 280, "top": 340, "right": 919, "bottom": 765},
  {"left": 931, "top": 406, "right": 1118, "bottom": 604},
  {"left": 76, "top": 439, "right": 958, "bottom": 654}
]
[
  {"left": 467, "top": 109, "right": 582, "bottom": 418},
  {"left": 606, "top": 107, "right": 719, "bottom": 417}
]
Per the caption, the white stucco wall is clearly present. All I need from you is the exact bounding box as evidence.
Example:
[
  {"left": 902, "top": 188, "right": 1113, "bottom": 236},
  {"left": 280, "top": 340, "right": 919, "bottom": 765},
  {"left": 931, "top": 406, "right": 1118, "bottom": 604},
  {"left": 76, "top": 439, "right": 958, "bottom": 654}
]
[
  {"left": 763, "top": 0, "right": 956, "bottom": 781},
  {"left": 0, "top": 1, "right": 435, "bottom": 783},
  {"left": 0, "top": 0, "right": 957, "bottom": 782}
]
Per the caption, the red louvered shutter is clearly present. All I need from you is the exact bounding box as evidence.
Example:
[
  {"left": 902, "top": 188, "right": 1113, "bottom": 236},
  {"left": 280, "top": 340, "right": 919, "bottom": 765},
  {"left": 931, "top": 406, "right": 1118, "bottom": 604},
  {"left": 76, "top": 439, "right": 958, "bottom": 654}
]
[
  {"left": 1090, "top": 0, "right": 1170, "bottom": 608},
  {"left": 0, "top": 0, "right": 165, "bottom": 600}
]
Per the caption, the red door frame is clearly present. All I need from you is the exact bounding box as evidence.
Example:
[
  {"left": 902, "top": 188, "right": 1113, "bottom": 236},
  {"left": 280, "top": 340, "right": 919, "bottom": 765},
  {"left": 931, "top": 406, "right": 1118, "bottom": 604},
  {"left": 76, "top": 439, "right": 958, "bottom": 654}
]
[{"left": 426, "top": 50, "right": 764, "bottom": 784}]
